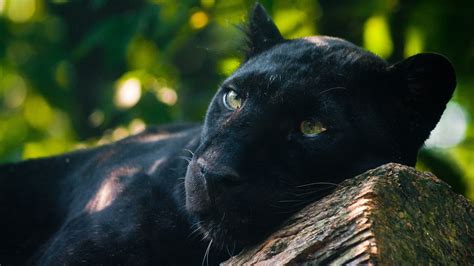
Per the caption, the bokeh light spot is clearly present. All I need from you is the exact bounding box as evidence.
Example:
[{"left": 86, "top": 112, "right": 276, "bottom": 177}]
[
  {"left": 363, "top": 15, "right": 393, "bottom": 59},
  {"left": 6, "top": 0, "right": 36, "bottom": 23},
  {"left": 129, "top": 118, "right": 146, "bottom": 134},
  {"left": 46, "top": 111, "right": 74, "bottom": 139},
  {"left": 4, "top": 85, "right": 27, "bottom": 109},
  {"left": 114, "top": 78, "right": 142, "bottom": 109},
  {"left": 155, "top": 87, "right": 178, "bottom": 106},
  {"left": 219, "top": 57, "right": 240, "bottom": 76},
  {"left": 190, "top": 11, "right": 209, "bottom": 29},
  {"left": 404, "top": 27, "right": 424, "bottom": 57},
  {"left": 112, "top": 127, "right": 129, "bottom": 140},
  {"left": 0, "top": 0, "right": 5, "bottom": 14},
  {"left": 425, "top": 102, "right": 468, "bottom": 148},
  {"left": 274, "top": 9, "right": 315, "bottom": 38},
  {"left": 2, "top": 74, "right": 27, "bottom": 109},
  {"left": 24, "top": 95, "right": 54, "bottom": 130},
  {"left": 89, "top": 110, "right": 105, "bottom": 127}
]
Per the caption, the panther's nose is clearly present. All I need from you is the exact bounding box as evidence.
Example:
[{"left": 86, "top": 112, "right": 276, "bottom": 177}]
[
  {"left": 185, "top": 160, "right": 211, "bottom": 215},
  {"left": 184, "top": 158, "right": 245, "bottom": 215},
  {"left": 197, "top": 158, "right": 243, "bottom": 188}
]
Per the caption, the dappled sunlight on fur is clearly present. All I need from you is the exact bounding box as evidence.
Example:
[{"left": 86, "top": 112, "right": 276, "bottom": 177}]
[
  {"left": 85, "top": 166, "right": 140, "bottom": 213},
  {"left": 131, "top": 131, "right": 190, "bottom": 144},
  {"left": 147, "top": 159, "right": 165, "bottom": 175},
  {"left": 303, "top": 36, "right": 348, "bottom": 47}
]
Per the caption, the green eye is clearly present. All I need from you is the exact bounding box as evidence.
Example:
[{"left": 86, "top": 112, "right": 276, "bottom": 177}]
[
  {"left": 300, "top": 120, "right": 327, "bottom": 137},
  {"left": 223, "top": 90, "right": 242, "bottom": 110}
]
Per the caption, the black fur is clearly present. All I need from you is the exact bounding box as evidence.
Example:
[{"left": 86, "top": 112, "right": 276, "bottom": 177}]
[{"left": 0, "top": 3, "right": 455, "bottom": 265}]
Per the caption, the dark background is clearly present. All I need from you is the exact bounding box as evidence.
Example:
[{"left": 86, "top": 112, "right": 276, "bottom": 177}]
[{"left": 0, "top": 0, "right": 473, "bottom": 198}]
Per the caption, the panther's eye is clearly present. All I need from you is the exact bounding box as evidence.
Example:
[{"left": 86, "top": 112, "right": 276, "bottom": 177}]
[
  {"left": 223, "top": 90, "right": 242, "bottom": 110},
  {"left": 300, "top": 120, "right": 327, "bottom": 137}
]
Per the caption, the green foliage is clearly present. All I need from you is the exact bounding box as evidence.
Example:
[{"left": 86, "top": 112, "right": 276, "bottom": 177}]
[{"left": 0, "top": 0, "right": 473, "bottom": 198}]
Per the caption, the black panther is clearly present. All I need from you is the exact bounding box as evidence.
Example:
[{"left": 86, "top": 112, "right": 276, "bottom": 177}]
[{"left": 0, "top": 3, "right": 455, "bottom": 265}]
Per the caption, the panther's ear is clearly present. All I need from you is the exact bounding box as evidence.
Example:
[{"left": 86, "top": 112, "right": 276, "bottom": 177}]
[
  {"left": 387, "top": 53, "right": 456, "bottom": 149},
  {"left": 245, "top": 3, "right": 284, "bottom": 59}
]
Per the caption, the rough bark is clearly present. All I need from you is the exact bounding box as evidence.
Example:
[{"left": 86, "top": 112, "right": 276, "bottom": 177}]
[{"left": 223, "top": 163, "right": 474, "bottom": 265}]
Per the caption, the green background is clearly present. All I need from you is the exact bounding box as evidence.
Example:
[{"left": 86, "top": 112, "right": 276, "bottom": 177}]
[{"left": 0, "top": 0, "right": 473, "bottom": 198}]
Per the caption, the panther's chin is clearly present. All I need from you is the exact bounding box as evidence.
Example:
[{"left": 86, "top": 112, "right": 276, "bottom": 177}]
[{"left": 196, "top": 213, "right": 263, "bottom": 253}]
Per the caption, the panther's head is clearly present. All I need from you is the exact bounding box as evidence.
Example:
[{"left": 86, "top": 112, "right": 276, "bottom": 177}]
[{"left": 184, "top": 3, "right": 455, "bottom": 250}]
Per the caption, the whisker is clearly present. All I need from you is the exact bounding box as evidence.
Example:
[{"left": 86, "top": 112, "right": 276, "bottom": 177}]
[
  {"left": 226, "top": 245, "right": 232, "bottom": 257},
  {"left": 188, "top": 229, "right": 201, "bottom": 239},
  {"left": 183, "top": 149, "right": 195, "bottom": 157},
  {"left": 295, "top": 181, "right": 340, "bottom": 188},
  {"left": 317, "top": 86, "right": 347, "bottom": 98},
  {"left": 202, "top": 239, "right": 213, "bottom": 266},
  {"left": 201, "top": 232, "right": 209, "bottom": 241},
  {"left": 290, "top": 185, "right": 335, "bottom": 195},
  {"left": 188, "top": 222, "right": 203, "bottom": 239},
  {"left": 232, "top": 242, "right": 237, "bottom": 256},
  {"left": 271, "top": 185, "right": 337, "bottom": 214}
]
